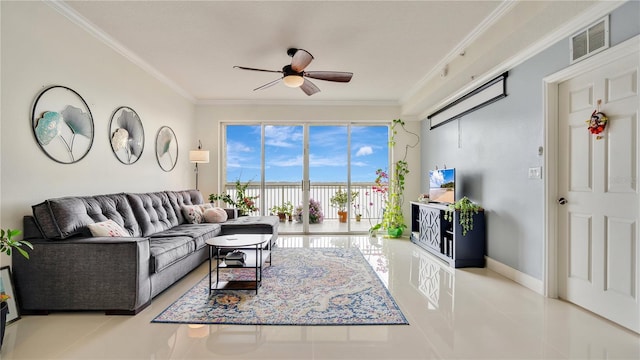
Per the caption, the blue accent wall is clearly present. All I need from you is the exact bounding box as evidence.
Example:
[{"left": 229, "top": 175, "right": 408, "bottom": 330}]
[{"left": 420, "top": 1, "right": 640, "bottom": 279}]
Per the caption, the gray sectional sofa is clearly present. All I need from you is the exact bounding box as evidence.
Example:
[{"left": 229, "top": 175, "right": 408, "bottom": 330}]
[{"left": 12, "top": 190, "right": 278, "bottom": 315}]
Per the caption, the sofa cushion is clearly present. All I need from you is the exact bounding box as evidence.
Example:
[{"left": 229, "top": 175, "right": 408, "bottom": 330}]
[
  {"left": 127, "top": 192, "right": 180, "bottom": 236},
  {"left": 150, "top": 223, "right": 221, "bottom": 250},
  {"left": 31, "top": 193, "right": 140, "bottom": 239},
  {"left": 167, "top": 190, "right": 205, "bottom": 224},
  {"left": 181, "top": 205, "right": 204, "bottom": 224},
  {"left": 87, "top": 219, "right": 130, "bottom": 237},
  {"left": 182, "top": 204, "right": 216, "bottom": 224},
  {"left": 149, "top": 236, "right": 195, "bottom": 273},
  {"left": 203, "top": 207, "right": 228, "bottom": 223}
]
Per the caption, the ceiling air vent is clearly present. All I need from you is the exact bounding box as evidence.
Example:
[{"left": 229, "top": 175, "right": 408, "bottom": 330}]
[{"left": 571, "top": 16, "right": 609, "bottom": 64}]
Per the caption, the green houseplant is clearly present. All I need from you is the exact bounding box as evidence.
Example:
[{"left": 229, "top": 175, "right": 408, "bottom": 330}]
[
  {"left": 209, "top": 178, "right": 259, "bottom": 215},
  {"left": 330, "top": 189, "right": 358, "bottom": 223},
  {"left": 1, "top": 228, "right": 32, "bottom": 350},
  {"left": 443, "top": 196, "right": 482, "bottom": 236},
  {"left": 1, "top": 229, "right": 32, "bottom": 260},
  {"left": 371, "top": 119, "right": 419, "bottom": 238},
  {"left": 270, "top": 201, "right": 293, "bottom": 222}
]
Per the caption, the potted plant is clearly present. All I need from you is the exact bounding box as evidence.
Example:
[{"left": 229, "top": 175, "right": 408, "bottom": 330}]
[
  {"left": 209, "top": 178, "right": 259, "bottom": 216},
  {"left": 270, "top": 202, "right": 293, "bottom": 222},
  {"left": 330, "top": 189, "right": 358, "bottom": 223},
  {"left": 1, "top": 228, "right": 32, "bottom": 350},
  {"left": 371, "top": 119, "right": 419, "bottom": 237},
  {"left": 443, "top": 196, "right": 482, "bottom": 236},
  {"left": 353, "top": 204, "right": 362, "bottom": 222},
  {"left": 385, "top": 159, "right": 409, "bottom": 237},
  {"left": 294, "top": 198, "right": 324, "bottom": 224}
]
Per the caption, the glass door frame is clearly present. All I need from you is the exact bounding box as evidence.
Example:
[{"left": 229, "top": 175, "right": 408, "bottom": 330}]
[{"left": 220, "top": 121, "right": 388, "bottom": 235}]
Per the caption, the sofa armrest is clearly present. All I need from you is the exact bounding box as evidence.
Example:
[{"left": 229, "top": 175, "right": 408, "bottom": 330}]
[{"left": 12, "top": 236, "right": 152, "bottom": 314}]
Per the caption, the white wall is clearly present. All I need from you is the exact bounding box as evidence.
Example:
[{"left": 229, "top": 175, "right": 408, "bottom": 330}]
[
  {"left": 194, "top": 103, "right": 420, "bottom": 225},
  {"left": 0, "top": 1, "right": 195, "bottom": 265}
]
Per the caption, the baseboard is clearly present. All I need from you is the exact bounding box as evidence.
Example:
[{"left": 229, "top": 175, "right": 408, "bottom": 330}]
[{"left": 485, "top": 256, "right": 544, "bottom": 295}]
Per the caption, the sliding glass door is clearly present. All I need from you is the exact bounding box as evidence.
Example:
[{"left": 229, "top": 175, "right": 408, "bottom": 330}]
[
  {"left": 221, "top": 123, "right": 388, "bottom": 234},
  {"left": 350, "top": 125, "right": 389, "bottom": 232},
  {"left": 308, "top": 125, "right": 348, "bottom": 234},
  {"left": 264, "top": 125, "right": 303, "bottom": 231}
]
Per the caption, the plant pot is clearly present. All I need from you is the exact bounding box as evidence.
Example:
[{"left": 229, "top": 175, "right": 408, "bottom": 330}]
[
  {"left": 0, "top": 301, "right": 7, "bottom": 350},
  {"left": 337, "top": 210, "right": 348, "bottom": 223},
  {"left": 355, "top": 214, "right": 362, "bottom": 222},
  {"left": 387, "top": 227, "right": 403, "bottom": 238},
  {"left": 277, "top": 213, "right": 286, "bottom": 222}
]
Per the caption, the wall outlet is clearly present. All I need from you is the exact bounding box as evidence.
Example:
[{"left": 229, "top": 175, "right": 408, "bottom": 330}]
[{"left": 528, "top": 167, "right": 542, "bottom": 179}]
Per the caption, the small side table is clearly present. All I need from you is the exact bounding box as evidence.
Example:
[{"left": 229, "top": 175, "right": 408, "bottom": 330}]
[{"left": 206, "top": 234, "right": 272, "bottom": 295}]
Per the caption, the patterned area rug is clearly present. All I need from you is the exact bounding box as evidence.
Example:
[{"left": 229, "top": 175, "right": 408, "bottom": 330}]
[{"left": 152, "top": 247, "right": 408, "bottom": 326}]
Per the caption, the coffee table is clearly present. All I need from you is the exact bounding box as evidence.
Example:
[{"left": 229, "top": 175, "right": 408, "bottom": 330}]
[{"left": 206, "top": 234, "right": 272, "bottom": 295}]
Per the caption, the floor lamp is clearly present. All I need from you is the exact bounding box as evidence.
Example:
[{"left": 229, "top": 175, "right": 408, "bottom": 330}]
[{"left": 189, "top": 140, "right": 209, "bottom": 190}]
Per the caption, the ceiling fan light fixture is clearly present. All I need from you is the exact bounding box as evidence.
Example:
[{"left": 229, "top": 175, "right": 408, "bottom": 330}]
[{"left": 283, "top": 75, "right": 304, "bottom": 88}]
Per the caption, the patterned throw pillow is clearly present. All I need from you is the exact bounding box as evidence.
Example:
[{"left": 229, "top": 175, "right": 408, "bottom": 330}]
[
  {"left": 203, "top": 207, "right": 228, "bottom": 223},
  {"left": 87, "top": 219, "right": 130, "bottom": 237},
  {"left": 182, "top": 205, "right": 204, "bottom": 224}
]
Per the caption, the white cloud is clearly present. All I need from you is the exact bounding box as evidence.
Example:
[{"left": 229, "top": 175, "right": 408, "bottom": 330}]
[
  {"left": 355, "top": 146, "right": 373, "bottom": 157},
  {"left": 269, "top": 155, "right": 303, "bottom": 167},
  {"left": 309, "top": 154, "right": 346, "bottom": 167},
  {"left": 265, "top": 125, "right": 302, "bottom": 148},
  {"left": 430, "top": 170, "right": 445, "bottom": 187},
  {"left": 227, "top": 140, "right": 253, "bottom": 153}
]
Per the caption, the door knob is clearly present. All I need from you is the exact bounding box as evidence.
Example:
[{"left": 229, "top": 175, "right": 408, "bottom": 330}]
[{"left": 557, "top": 197, "right": 567, "bottom": 205}]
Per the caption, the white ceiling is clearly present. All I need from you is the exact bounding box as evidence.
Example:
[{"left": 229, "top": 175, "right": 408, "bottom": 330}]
[{"left": 54, "top": 0, "right": 614, "bottom": 115}]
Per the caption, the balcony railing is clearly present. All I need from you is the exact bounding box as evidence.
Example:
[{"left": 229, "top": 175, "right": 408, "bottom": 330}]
[{"left": 214, "top": 182, "right": 385, "bottom": 221}]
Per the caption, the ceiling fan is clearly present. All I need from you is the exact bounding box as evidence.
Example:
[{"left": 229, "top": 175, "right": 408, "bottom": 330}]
[{"left": 234, "top": 48, "right": 353, "bottom": 96}]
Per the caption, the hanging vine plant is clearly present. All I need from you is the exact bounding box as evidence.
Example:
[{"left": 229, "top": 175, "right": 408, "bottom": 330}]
[
  {"left": 371, "top": 119, "right": 420, "bottom": 238},
  {"left": 443, "top": 196, "right": 482, "bottom": 236}
]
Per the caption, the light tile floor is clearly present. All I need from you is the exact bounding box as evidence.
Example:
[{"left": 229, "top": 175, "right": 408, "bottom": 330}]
[{"left": 1, "top": 235, "right": 638, "bottom": 359}]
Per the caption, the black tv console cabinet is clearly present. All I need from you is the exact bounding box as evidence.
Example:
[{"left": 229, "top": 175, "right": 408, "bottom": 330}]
[{"left": 410, "top": 201, "right": 486, "bottom": 268}]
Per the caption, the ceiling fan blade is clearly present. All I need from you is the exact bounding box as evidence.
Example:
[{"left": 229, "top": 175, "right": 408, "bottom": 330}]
[
  {"left": 304, "top": 71, "right": 353, "bottom": 82},
  {"left": 253, "top": 77, "right": 283, "bottom": 91},
  {"left": 290, "top": 49, "right": 314, "bottom": 72},
  {"left": 300, "top": 79, "right": 320, "bottom": 96},
  {"left": 234, "top": 66, "right": 283, "bottom": 74}
]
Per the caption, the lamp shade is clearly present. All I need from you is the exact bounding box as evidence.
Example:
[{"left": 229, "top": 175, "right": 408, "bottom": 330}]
[{"left": 189, "top": 150, "right": 210, "bottom": 163}]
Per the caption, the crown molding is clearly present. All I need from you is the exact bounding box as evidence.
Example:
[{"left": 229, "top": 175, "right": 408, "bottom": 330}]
[
  {"left": 196, "top": 98, "right": 400, "bottom": 107},
  {"left": 46, "top": 0, "right": 196, "bottom": 103},
  {"left": 414, "top": 0, "right": 626, "bottom": 121},
  {"left": 400, "top": 0, "right": 518, "bottom": 105}
]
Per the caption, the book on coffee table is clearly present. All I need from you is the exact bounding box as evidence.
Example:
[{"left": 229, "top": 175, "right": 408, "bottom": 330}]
[{"left": 225, "top": 250, "right": 246, "bottom": 266}]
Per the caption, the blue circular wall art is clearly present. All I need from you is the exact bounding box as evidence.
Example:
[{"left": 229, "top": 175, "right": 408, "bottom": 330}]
[{"left": 31, "top": 85, "right": 94, "bottom": 164}]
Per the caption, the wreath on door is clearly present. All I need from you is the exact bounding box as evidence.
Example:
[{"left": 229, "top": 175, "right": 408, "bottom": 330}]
[{"left": 586, "top": 100, "right": 608, "bottom": 140}]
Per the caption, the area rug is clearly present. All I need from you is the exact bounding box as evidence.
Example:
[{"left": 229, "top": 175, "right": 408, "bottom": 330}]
[{"left": 152, "top": 247, "right": 408, "bottom": 326}]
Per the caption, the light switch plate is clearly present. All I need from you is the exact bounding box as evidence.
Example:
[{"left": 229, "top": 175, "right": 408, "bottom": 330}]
[{"left": 528, "top": 167, "right": 542, "bottom": 179}]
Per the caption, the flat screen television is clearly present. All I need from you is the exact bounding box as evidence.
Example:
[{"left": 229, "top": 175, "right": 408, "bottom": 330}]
[{"left": 428, "top": 168, "right": 456, "bottom": 204}]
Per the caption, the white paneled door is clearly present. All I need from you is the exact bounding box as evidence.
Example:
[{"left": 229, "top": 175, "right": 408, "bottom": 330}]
[{"left": 558, "top": 51, "right": 639, "bottom": 333}]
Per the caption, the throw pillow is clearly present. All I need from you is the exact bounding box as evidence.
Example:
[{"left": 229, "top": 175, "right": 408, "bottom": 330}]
[
  {"left": 200, "top": 203, "right": 213, "bottom": 211},
  {"left": 182, "top": 205, "right": 204, "bottom": 224},
  {"left": 87, "top": 219, "right": 130, "bottom": 237},
  {"left": 203, "top": 207, "right": 228, "bottom": 223}
]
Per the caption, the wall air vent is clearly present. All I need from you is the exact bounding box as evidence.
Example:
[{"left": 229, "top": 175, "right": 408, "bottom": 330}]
[{"left": 571, "top": 16, "right": 609, "bottom": 64}]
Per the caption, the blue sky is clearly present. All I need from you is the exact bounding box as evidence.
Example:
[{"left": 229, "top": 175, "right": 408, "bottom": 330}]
[
  {"left": 429, "top": 168, "right": 455, "bottom": 188},
  {"left": 226, "top": 125, "right": 389, "bottom": 183}
]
